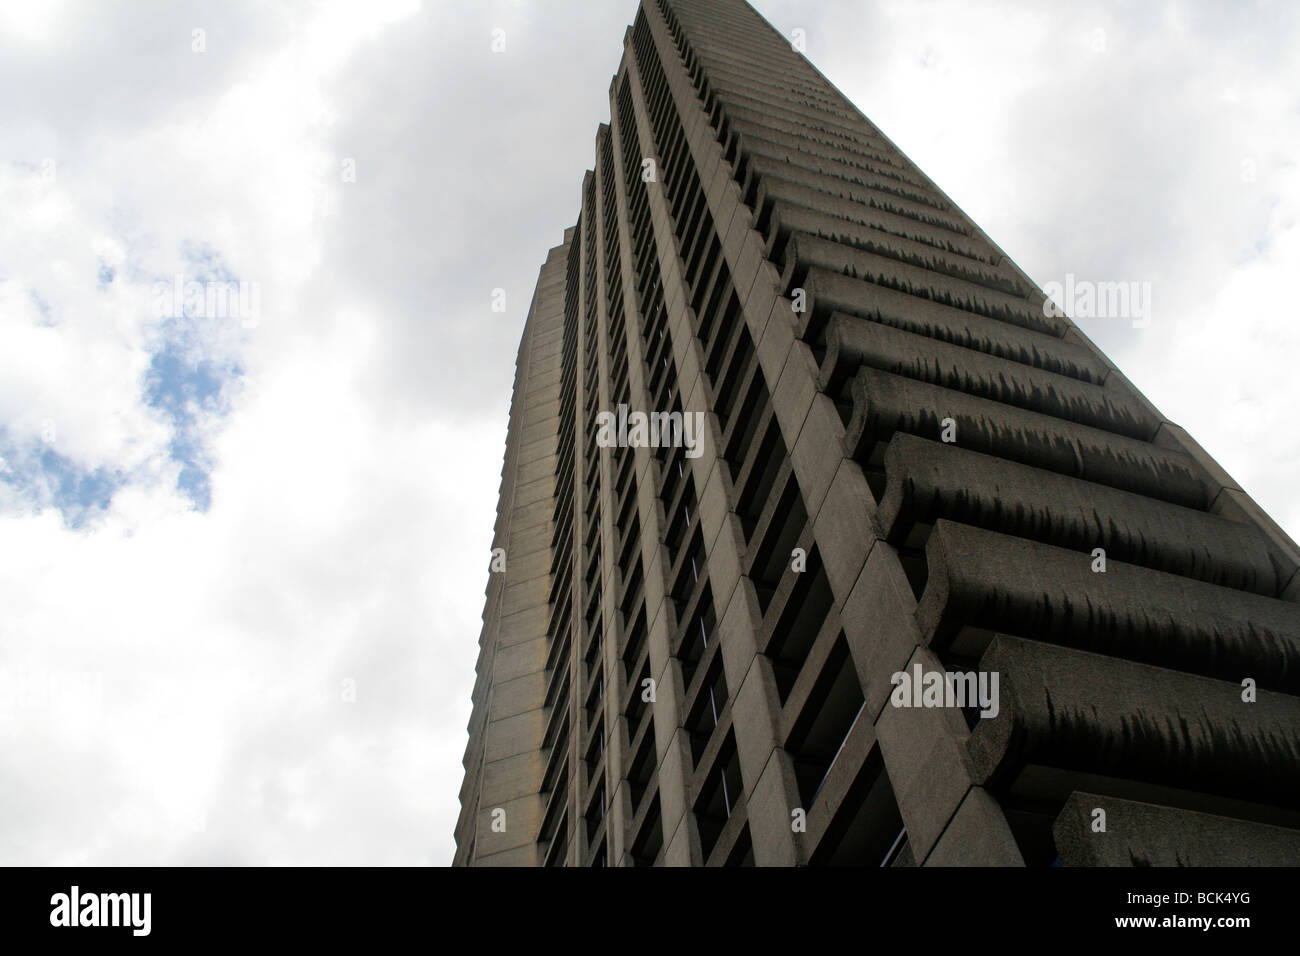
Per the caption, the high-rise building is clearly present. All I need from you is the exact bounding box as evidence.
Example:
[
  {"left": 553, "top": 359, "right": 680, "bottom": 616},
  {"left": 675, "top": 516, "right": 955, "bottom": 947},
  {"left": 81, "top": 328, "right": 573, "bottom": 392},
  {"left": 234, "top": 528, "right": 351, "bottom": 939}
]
[{"left": 454, "top": 0, "right": 1300, "bottom": 867}]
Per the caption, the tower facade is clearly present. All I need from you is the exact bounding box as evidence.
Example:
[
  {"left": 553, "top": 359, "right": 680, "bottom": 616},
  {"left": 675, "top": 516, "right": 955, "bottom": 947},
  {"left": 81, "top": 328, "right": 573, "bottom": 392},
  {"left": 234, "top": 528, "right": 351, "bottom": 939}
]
[{"left": 454, "top": 0, "right": 1300, "bottom": 866}]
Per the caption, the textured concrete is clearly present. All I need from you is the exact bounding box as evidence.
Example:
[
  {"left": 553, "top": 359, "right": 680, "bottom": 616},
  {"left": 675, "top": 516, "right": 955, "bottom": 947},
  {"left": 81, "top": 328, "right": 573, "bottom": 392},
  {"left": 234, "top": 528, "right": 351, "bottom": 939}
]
[{"left": 1054, "top": 793, "right": 1300, "bottom": 866}]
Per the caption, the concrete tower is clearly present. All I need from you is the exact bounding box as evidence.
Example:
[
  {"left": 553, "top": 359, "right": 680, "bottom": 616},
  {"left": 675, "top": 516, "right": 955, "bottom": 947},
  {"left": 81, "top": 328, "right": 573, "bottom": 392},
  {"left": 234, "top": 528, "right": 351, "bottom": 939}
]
[{"left": 454, "top": 0, "right": 1300, "bottom": 867}]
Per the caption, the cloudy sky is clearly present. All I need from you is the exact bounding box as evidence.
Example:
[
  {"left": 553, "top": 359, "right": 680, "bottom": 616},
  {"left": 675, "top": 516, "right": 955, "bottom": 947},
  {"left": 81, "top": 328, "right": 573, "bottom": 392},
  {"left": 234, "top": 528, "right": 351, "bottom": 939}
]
[{"left": 1, "top": 0, "right": 1296, "bottom": 866}]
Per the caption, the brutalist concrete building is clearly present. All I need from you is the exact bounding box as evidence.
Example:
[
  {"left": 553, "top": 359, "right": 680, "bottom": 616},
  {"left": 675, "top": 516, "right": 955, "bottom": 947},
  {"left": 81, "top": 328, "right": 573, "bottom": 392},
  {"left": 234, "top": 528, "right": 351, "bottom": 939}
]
[{"left": 454, "top": 0, "right": 1300, "bottom": 866}]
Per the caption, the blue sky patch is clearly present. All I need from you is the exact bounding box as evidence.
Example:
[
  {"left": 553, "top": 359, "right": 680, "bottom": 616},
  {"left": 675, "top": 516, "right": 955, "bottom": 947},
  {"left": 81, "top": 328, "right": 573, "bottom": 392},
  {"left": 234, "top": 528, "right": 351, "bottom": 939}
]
[
  {"left": 140, "top": 244, "right": 248, "bottom": 511},
  {"left": 0, "top": 428, "right": 124, "bottom": 529},
  {"left": 142, "top": 319, "right": 242, "bottom": 512},
  {"left": 0, "top": 244, "right": 248, "bottom": 524}
]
